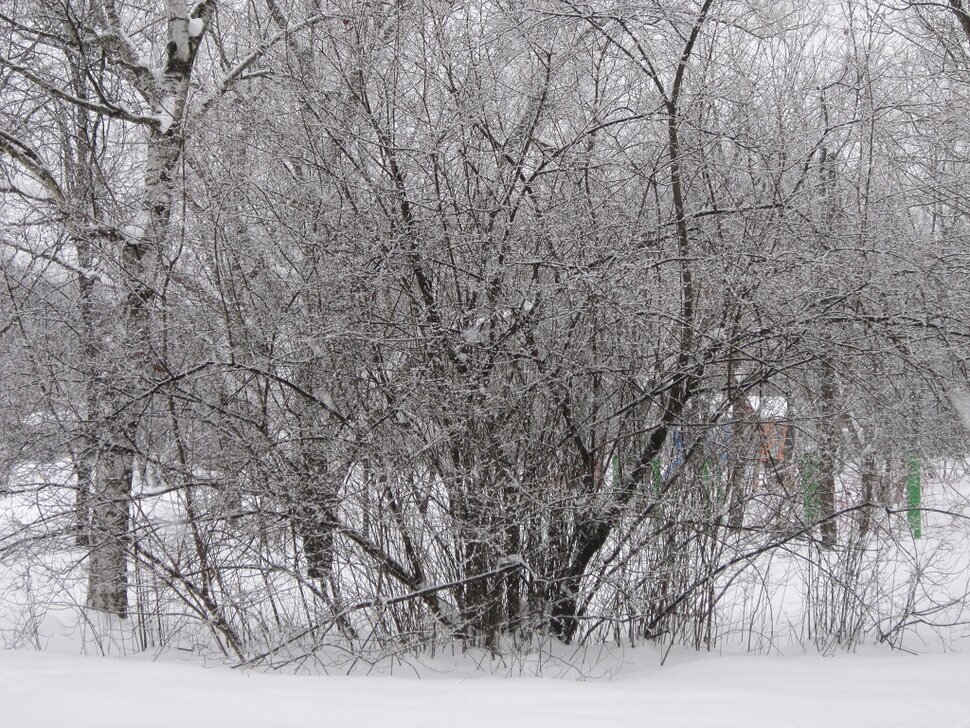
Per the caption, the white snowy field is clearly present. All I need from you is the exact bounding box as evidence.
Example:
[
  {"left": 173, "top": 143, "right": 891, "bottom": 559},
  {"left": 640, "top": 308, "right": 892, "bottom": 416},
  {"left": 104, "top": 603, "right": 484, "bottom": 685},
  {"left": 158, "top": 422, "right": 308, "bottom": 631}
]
[{"left": 2, "top": 647, "right": 969, "bottom": 727}]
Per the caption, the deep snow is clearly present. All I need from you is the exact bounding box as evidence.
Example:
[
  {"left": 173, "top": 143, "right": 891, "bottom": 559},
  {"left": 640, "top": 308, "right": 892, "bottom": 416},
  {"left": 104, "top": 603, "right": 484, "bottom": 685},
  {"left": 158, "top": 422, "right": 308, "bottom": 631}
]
[
  {"left": 2, "top": 647, "right": 970, "bottom": 727},
  {"left": 3, "top": 463, "right": 970, "bottom": 726}
]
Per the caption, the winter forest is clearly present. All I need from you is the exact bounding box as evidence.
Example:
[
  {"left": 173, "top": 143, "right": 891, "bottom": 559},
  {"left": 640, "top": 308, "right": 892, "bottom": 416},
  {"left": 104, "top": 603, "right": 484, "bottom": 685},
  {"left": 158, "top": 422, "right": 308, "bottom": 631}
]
[{"left": 2, "top": 0, "right": 970, "bottom": 700}]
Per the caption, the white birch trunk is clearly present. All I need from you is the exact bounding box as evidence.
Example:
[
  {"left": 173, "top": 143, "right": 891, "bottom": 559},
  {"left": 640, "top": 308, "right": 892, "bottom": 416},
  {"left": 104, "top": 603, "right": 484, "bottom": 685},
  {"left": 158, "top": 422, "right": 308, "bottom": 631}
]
[{"left": 86, "top": 0, "right": 214, "bottom": 617}]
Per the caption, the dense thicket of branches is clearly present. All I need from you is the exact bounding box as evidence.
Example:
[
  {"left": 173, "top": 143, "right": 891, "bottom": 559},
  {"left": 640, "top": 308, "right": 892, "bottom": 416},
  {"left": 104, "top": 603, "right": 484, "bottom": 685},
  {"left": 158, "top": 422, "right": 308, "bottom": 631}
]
[{"left": 1, "top": 0, "right": 969, "bottom": 660}]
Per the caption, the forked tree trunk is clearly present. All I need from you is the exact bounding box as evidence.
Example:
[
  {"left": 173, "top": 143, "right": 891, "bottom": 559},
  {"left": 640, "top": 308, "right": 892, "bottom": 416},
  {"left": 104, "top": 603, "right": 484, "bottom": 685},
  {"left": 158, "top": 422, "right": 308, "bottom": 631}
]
[
  {"left": 86, "top": 0, "right": 215, "bottom": 616},
  {"left": 68, "top": 124, "right": 98, "bottom": 546}
]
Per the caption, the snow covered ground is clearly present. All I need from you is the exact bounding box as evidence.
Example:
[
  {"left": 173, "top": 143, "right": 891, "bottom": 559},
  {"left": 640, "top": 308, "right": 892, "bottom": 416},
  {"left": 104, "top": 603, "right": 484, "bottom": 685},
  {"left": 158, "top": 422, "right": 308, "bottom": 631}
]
[
  {"left": 2, "top": 462, "right": 970, "bottom": 726},
  {"left": 2, "top": 646, "right": 969, "bottom": 727}
]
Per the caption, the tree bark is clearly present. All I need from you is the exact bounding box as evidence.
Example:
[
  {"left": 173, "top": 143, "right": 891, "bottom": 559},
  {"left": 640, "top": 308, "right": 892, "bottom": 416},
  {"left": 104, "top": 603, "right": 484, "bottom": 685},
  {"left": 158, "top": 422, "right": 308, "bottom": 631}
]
[{"left": 87, "top": 0, "right": 215, "bottom": 617}]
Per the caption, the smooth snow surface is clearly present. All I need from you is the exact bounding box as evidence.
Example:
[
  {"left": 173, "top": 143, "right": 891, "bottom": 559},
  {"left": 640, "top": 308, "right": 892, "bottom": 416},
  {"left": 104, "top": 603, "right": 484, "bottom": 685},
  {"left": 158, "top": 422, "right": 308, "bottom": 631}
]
[{"left": 2, "top": 649, "right": 969, "bottom": 727}]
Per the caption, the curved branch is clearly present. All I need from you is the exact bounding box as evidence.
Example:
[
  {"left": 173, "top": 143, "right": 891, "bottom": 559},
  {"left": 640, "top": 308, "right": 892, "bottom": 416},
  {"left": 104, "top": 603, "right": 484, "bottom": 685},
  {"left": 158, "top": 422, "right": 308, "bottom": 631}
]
[
  {"left": 0, "top": 55, "right": 156, "bottom": 126},
  {"left": 198, "top": 12, "right": 339, "bottom": 115},
  {"left": 0, "top": 128, "right": 65, "bottom": 203}
]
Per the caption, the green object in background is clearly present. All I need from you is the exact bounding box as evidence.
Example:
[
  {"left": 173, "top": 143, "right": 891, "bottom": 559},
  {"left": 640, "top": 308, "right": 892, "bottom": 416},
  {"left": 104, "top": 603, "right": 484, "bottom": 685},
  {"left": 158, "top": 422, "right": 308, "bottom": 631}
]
[
  {"left": 651, "top": 458, "right": 662, "bottom": 492},
  {"left": 907, "top": 454, "right": 922, "bottom": 539},
  {"left": 802, "top": 453, "right": 820, "bottom": 524},
  {"left": 701, "top": 458, "right": 725, "bottom": 515}
]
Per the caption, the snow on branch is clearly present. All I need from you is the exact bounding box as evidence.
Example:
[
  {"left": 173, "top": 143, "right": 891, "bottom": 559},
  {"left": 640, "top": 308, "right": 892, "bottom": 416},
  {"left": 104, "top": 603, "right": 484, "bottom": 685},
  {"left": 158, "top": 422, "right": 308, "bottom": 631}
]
[
  {"left": 198, "top": 12, "right": 339, "bottom": 115},
  {"left": 0, "top": 55, "right": 157, "bottom": 127}
]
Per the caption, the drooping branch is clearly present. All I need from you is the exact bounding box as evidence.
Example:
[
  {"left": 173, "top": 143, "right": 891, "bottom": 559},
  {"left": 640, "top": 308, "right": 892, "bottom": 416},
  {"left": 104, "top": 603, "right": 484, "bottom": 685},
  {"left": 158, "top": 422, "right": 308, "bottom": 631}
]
[
  {"left": 0, "top": 55, "right": 156, "bottom": 127},
  {"left": 0, "top": 129, "right": 66, "bottom": 204}
]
